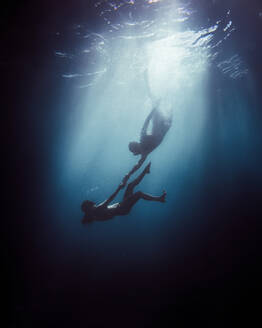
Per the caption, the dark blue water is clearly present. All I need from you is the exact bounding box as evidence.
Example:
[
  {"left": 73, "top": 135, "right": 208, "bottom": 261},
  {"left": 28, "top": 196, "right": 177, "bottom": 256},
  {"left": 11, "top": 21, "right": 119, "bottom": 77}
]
[{"left": 5, "top": 0, "right": 262, "bottom": 327}]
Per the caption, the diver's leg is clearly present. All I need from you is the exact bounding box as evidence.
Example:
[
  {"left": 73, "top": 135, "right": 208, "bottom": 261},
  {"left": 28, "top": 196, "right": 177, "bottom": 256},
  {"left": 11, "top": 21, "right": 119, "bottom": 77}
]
[
  {"left": 138, "top": 190, "right": 166, "bottom": 203},
  {"left": 120, "top": 189, "right": 166, "bottom": 215},
  {"left": 124, "top": 162, "right": 151, "bottom": 199}
]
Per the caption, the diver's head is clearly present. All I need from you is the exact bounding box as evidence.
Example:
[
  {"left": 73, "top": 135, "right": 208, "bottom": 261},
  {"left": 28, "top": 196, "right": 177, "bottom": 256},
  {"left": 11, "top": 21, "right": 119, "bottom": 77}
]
[
  {"left": 128, "top": 141, "right": 142, "bottom": 155},
  {"left": 81, "top": 200, "right": 95, "bottom": 224},
  {"left": 81, "top": 200, "right": 95, "bottom": 212}
]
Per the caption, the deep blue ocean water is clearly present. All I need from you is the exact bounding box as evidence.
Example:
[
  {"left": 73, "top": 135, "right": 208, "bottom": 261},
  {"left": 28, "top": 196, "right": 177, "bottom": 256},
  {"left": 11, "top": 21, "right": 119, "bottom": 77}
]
[{"left": 4, "top": 0, "right": 262, "bottom": 326}]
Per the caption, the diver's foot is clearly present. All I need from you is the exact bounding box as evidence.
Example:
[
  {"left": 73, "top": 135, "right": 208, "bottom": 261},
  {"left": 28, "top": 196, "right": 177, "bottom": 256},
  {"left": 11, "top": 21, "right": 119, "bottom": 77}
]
[
  {"left": 160, "top": 190, "right": 166, "bottom": 203},
  {"left": 145, "top": 162, "right": 151, "bottom": 174}
]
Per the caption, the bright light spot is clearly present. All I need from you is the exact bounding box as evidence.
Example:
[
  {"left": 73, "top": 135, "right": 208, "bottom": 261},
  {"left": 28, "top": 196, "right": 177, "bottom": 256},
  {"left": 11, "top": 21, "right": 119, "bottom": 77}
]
[
  {"left": 148, "top": 0, "right": 162, "bottom": 3},
  {"left": 146, "top": 32, "right": 208, "bottom": 103}
]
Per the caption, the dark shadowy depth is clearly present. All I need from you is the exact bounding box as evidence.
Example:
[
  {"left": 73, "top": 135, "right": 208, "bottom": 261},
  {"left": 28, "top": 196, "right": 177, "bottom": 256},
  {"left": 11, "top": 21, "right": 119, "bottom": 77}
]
[{"left": 3, "top": 1, "right": 262, "bottom": 327}]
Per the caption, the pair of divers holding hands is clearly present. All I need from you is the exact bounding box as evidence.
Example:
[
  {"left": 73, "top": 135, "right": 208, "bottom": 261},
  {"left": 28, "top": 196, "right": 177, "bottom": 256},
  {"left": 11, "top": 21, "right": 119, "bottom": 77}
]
[{"left": 81, "top": 100, "right": 172, "bottom": 224}]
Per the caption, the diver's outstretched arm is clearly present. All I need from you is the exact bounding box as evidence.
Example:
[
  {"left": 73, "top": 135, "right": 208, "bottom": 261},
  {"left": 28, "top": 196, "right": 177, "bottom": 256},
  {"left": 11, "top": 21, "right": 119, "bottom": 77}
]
[
  {"left": 123, "top": 155, "right": 147, "bottom": 179},
  {"left": 100, "top": 155, "right": 147, "bottom": 207},
  {"left": 130, "top": 154, "right": 147, "bottom": 175},
  {"left": 122, "top": 154, "right": 147, "bottom": 186},
  {"left": 99, "top": 183, "right": 123, "bottom": 208}
]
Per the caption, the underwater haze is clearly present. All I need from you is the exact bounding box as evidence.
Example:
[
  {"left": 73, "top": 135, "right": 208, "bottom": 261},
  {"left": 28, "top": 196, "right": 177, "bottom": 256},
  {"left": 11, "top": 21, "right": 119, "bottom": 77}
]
[{"left": 5, "top": 0, "right": 262, "bottom": 327}]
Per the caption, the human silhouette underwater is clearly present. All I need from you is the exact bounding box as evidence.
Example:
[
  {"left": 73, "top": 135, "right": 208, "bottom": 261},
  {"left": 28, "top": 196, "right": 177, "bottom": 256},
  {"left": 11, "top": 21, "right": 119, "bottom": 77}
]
[
  {"left": 122, "top": 105, "right": 172, "bottom": 185},
  {"left": 122, "top": 70, "right": 172, "bottom": 185},
  {"left": 81, "top": 162, "right": 166, "bottom": 224},
  {"left": 81, "top": 71, "right": 172, "bottom": 223}
]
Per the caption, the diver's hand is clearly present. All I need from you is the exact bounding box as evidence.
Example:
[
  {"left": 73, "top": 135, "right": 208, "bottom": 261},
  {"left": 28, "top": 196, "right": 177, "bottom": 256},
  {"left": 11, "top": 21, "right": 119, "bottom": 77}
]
[
  {"left": 160, "top": 190, "right": 166, "bottom": 203},
  {"left": 119, "top": 175, "right": 128, "bottom": 189},
  {"left": 119, "top": 182, "right": 125, "bottom": 189},
  {"left": 120, "top": 174, "right": 129, "bottom": 189}
]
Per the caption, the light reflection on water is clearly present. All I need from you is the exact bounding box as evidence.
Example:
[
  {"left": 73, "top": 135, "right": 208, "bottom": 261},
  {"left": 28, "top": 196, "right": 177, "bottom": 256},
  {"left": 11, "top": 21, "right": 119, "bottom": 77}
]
[{"left": 55, "top": 0, "right": 245, "bottom": 88}]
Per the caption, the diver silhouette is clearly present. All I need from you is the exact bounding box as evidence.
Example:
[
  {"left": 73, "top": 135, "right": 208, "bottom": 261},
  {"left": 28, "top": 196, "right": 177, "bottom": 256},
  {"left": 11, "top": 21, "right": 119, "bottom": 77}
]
[
  {"left": 122, "top": 71, "right": 172, "bottom": 185},
  {"left": 122, "top": 105, "right": 172, "bottom": 185},
  {"left": 81, "top": 162, "right": 166, "bottom": 224}
]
